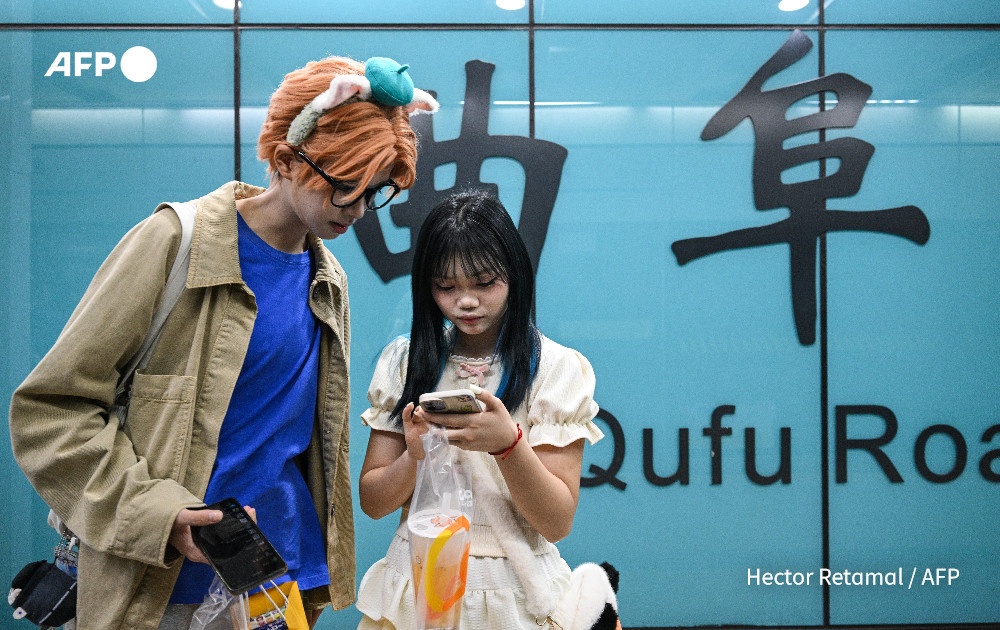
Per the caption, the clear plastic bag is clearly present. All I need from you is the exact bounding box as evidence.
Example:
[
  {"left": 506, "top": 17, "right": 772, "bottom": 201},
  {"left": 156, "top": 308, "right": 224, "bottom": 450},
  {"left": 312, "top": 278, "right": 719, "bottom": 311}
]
[
  {"left": 407, "top": 424, "right": 474, "bottom": 630},
  {"left": 189, "top": 575, "right": 249, "bottom": 630}
]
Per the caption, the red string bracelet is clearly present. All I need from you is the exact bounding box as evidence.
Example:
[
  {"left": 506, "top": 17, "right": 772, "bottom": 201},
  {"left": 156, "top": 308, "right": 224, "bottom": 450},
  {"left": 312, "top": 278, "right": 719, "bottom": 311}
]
[{"left": 489, "top": 423, "right": 522, "bottom": 460}]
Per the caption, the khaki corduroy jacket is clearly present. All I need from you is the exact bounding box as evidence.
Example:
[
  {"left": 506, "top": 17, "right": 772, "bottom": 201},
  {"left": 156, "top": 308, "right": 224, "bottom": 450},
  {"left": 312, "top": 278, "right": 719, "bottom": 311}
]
[{"left": 9, "top": 181, "right": 355, "bottom": 629}]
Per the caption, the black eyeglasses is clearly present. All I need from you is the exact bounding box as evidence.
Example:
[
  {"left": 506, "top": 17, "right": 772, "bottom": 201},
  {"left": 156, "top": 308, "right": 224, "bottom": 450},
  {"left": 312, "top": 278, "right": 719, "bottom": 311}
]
[{"left": 295, "top": 151, "right": 400, "bottom": 210}]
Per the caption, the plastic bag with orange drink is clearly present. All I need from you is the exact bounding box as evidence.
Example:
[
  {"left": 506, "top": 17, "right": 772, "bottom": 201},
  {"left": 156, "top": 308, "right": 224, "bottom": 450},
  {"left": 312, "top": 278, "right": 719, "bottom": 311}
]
[{"left": 408, "top": 424, "right": 473, "bottom": 630}]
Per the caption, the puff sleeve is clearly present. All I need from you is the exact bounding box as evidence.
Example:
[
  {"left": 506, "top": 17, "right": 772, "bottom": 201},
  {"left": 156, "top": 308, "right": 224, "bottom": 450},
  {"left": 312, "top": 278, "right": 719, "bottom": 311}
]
[
  {"left": 525, "top": 338, "right": 603, "bottom": 448},
  {"left": 360, "top": 337, "right": 409, "bottom": 433}
]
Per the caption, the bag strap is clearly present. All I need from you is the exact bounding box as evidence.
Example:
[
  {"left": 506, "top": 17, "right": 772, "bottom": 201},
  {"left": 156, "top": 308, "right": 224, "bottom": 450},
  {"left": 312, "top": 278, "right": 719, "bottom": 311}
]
[{"left": 110, "top": 201, "right": 196, "bottom": 428}]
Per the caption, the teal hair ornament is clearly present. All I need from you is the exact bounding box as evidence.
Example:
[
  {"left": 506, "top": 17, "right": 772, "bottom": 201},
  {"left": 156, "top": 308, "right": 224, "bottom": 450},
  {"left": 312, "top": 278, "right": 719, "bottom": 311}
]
[
  {"left": 286, "top": 57, "right": 439, "bottom": 146},
  {"left": 365, "top": 57, "right": 414, "bottom": 106}
]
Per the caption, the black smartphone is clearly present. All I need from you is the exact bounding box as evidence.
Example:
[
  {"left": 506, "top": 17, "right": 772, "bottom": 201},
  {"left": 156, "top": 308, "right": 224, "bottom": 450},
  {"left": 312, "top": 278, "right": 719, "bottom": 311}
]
[{"left": 189, "top": 497, "right": 287, "bottom": 595}]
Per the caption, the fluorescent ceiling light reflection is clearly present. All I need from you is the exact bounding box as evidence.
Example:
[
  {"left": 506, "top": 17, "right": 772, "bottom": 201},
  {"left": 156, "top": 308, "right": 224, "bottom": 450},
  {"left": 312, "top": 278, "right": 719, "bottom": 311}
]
[
  {"left": 778, "top": 0, "right": 809, "bottom": 11},
  {"left": 491, "top": 101, "right": 599, "bottom": 106},
  {"left": 805, "top": 99, "right": 920, "bottom": 105},
  {"left": 496, "top": 0, "right": 526, "bottom": 10},
  {"left": 213, "top": 0, "right": 241, "bottom": 9}
]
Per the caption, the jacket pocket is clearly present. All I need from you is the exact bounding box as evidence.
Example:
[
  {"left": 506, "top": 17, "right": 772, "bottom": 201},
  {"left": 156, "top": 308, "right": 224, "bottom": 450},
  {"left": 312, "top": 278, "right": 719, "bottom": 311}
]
[{"left": 123, "top": 372, "right": 196, "bottom": 482}]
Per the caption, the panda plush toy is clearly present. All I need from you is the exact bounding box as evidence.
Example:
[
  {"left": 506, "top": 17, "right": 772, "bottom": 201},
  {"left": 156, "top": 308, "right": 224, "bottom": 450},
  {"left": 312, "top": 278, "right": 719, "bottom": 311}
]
[
  {"left": 9, "top": 559, "right": 77, "bottom": 628},
  {"left": 549, "top": 561, "right": 621, "bottom": 630}
]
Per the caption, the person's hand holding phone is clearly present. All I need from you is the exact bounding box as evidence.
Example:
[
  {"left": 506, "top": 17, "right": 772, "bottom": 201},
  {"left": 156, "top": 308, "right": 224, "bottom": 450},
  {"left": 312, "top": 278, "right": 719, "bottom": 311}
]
[
  {"left": 416, "top": 386, "right": 519, "bottom": 455},
  {"left": 188, "top": 499, "right": 285, "bottom": 594},
  {"left": 169, "top": 504, "right": 256, "bottom": 564},
  {"left": 409, "top": 388, "right": 483, "bottom": 459}
]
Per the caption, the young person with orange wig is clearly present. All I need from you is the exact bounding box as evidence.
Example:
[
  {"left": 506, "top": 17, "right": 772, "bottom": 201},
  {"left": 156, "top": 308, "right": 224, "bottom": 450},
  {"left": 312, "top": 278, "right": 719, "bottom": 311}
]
[{"left": 10, "top": 56, "right": 437, "bottom": 629}]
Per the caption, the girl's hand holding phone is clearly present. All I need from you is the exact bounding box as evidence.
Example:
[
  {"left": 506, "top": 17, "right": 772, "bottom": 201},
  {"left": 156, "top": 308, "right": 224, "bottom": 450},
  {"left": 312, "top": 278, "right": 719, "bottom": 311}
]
[{"left": 416, "top": 386, "right": 520, "bottom": 455}]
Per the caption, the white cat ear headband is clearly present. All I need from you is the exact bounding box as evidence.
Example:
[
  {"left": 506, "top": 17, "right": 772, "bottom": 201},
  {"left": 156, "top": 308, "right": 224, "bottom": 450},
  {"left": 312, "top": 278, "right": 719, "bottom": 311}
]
[{"left": 286, "top": 57, "right": 439, "bottom": 146}]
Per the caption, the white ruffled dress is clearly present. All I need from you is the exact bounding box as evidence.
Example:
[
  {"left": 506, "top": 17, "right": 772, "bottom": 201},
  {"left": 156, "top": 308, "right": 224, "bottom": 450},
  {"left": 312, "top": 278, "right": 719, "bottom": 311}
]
[{"left": 356, "top": 335, "right": 603, "bottom": 630}]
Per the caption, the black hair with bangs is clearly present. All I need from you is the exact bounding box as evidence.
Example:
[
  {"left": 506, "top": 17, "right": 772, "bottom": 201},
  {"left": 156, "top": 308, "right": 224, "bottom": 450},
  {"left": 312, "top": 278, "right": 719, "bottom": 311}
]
[{"left": 389, "top": 190, "right": 541, "bottom": 425}]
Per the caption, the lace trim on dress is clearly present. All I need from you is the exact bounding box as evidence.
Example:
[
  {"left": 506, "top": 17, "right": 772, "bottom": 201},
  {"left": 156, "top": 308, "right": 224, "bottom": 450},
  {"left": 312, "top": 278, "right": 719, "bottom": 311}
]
[
  {"left": 448, "top": 353, "right": 494, "bottom": 363},
  {"left": 450, "top": 353, "right": 495, "bottom": 387}
]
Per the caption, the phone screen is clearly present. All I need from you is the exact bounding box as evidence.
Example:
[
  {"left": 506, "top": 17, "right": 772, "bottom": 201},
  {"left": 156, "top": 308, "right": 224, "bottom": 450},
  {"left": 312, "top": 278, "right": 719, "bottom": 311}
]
[{"left": 190, "top": 497, "right": 287, "bottom": 595}]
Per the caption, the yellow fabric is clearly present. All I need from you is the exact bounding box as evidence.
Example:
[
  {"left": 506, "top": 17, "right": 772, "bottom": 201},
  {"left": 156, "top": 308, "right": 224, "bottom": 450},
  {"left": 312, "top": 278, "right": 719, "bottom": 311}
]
[{"left": 246, "top": 581, "right": 308, "bottom": 630}]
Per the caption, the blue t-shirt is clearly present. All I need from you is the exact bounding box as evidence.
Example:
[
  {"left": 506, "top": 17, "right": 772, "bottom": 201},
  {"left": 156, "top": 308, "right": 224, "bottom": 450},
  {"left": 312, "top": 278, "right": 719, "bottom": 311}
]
[{"left": 170, "top": 213, "right": 329, "bottom": 604}]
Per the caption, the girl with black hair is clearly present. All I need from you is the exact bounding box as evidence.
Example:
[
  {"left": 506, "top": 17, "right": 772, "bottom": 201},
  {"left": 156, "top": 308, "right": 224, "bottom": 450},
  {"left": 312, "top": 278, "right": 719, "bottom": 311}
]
[{"left": 356, "top": 190, "right": 604, "bottom": 629}]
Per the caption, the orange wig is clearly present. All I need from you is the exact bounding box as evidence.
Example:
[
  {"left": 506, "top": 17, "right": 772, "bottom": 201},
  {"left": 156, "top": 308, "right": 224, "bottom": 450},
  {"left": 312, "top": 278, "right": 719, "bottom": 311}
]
[{"left": 257, "top": 56, "right": 419, "bottom": 197}]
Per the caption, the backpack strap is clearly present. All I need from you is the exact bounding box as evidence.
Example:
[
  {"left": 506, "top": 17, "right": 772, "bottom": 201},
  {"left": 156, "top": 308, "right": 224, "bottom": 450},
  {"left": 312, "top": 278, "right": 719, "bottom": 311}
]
[{"left": 110, "top": 201, "right": 196, "bottom": 427}]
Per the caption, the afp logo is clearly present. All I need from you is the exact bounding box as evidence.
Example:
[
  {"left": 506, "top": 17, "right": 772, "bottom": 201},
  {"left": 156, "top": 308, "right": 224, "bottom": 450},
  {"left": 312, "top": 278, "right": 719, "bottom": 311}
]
[{"left": 44, "top": 46, "right": 158, "bottom": 83}]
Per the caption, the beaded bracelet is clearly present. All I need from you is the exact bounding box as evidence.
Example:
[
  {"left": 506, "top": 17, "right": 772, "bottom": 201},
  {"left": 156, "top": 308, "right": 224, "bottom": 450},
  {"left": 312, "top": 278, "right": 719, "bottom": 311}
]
[{"left": 489, "top": 423, "right": 522, "bottom": 460}]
